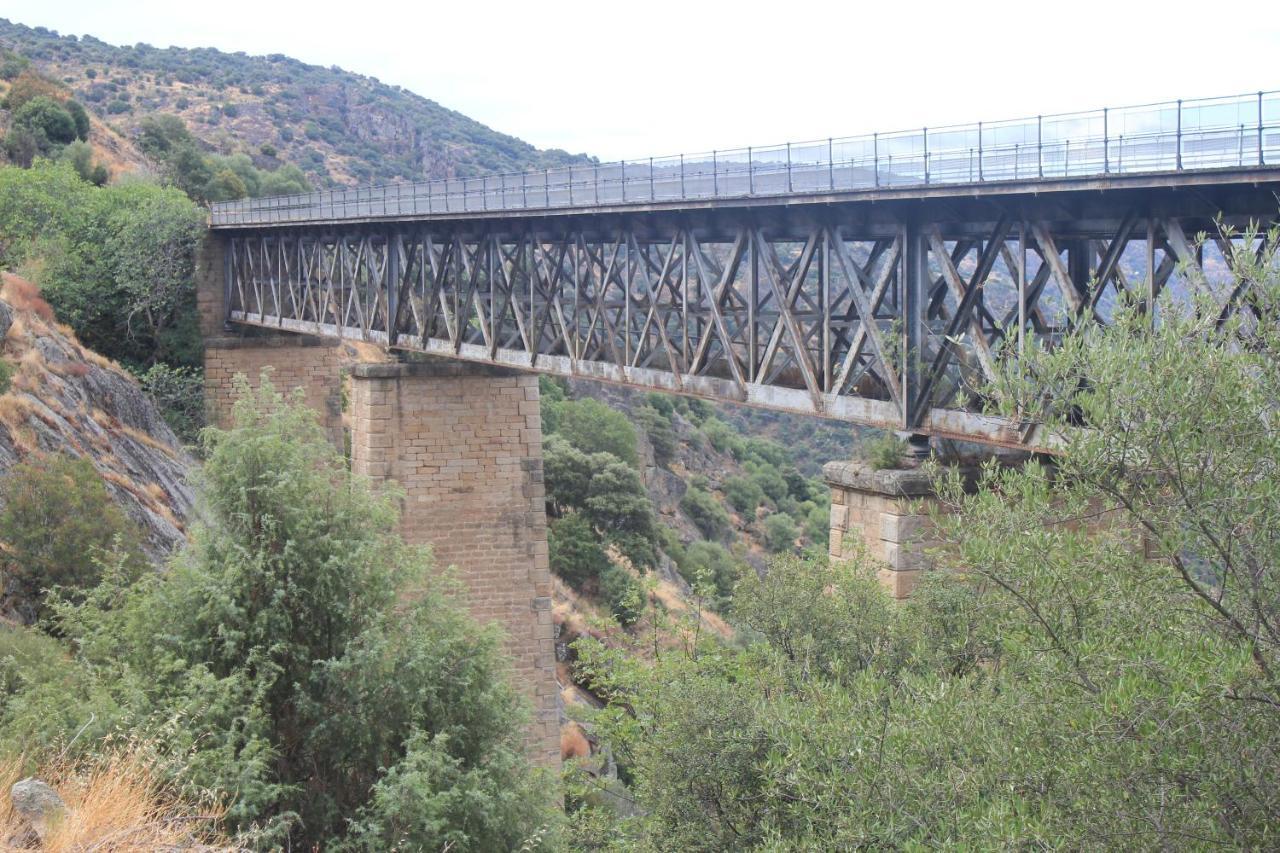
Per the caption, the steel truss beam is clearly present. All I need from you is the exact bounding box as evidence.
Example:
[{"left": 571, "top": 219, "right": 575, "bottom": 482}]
[{"left": 223, "top": 210, "right": 1272, "bottom": 450}]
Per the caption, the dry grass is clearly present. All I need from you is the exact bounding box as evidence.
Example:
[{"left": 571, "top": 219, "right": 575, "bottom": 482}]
[
  {"left": 0, "top": 276, "right": 55, "bottom": 324},
  {"left": 0, "top": 748, "right": 239, "bottom": 851}
]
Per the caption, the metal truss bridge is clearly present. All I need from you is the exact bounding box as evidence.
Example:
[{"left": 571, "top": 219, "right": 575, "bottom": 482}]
[{"left": 209, "top": 91, "right": 1280, "bottom": 448}]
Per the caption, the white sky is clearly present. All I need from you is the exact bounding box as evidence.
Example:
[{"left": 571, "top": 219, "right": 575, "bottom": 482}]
[{"left": 4, "top": 0, "right": 1278, "bottom": 161}]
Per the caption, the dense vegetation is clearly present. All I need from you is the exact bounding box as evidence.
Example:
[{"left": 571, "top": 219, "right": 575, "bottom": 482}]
[
  {"left": 0, "top": 18, "right": 591, "bottom": 187},
  {"left": 564, "top": 228, "right": 1280, "bottom": 849},
  {"left": 0, "top": 379, "right": 554, "bottom": 849}
]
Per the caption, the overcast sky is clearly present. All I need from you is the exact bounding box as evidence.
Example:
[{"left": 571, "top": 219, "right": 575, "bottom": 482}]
[{"left": 4, "top": 0, "right": 1277, "bottom": 161}]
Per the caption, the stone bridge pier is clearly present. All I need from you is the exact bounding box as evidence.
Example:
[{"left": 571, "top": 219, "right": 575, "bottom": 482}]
[{"left": 198, "top": 237, "right": 561, "bottom": 767}]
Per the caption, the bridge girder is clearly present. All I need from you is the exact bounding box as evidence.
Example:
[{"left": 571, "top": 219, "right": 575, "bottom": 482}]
[{"left": 218, "top": 186, "right": 1279, "bottom": 449}]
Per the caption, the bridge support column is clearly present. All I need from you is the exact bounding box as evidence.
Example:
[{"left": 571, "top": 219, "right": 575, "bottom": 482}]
[
  {"left": 823, "top": 461, "right": 972, "bottom": 599},
  {"left": 198, "top": 234, "right": 345, "bottom": 448},
  {"left": 348, "top": 361, "right": 560, "bottom": 768}
]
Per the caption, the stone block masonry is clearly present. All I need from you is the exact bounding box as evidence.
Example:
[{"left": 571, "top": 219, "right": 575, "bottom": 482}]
[
  {"left": 349, "top": 360, "right": 560, "bottom": 768},
  {"left": 823, "top": 461, "right": 971, "bottom": 599},
  {"left": 203, "top": 335, "right": 345, "bottom": 450}
]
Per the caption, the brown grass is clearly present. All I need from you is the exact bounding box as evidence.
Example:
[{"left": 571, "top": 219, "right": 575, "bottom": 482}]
[
  {"left": 0, "top": 748, "right": 239, "bottom": 851},
  {"left": 0, "top": 275, "right": 55, "bottom": 324}
]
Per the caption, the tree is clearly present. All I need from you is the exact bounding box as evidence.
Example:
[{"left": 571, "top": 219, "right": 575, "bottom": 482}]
[
  {"left": 549, "top": 512, "right": 611, "bottom": 587},
  {"left": 11, "top": 95, "right": 77, "bottom": 152},
  {"left": 760, "top": 512, "right": 798, "bottom": 552},
  {"left": 0, "top": 454, "right": 142, "bottom": 624},
  {"left": 554, "top": 397, "right": 639, "bottom": 466},
  {"left": 64, "top": 99, "right": 91, "bottom": 140},
  {"left": 680, "top": 486, "right": 730, "bottom": 540},
  {"left": 722, "top": 475, "right": 765, "bottom": 513},
  {"left": 569, "top": 227, "right": 1280, "bottom": 849},
  {"left": 25, "top": 378, "right": 555, "bottom": 848}
]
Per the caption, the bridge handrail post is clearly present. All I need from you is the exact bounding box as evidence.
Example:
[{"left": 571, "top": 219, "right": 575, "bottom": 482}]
[
  {"left": 1037, "top": 115, "right": 1043, "bottom": 178},
  {"left": 650, "top": 157, "right": 655, "bottom": 201},
  {"left": 622, "top": 161, "right": 627, "bottom": 203},
  {"left": 545, "top": 168, "right": 550, "bottom": 208},
  {"left": 713, "top": 150, "right": 718, "bottom": 197},
  {"left": 595, "top": 164, "right": 600, "bottom": 205},
  {"left": 827, "top": 137, "right": 833, "bottom": 191},
  {"left": 568, "top": 166, "right": 574, "bottom": 206},
  {"left": 501, "top": 173, "right": 507, "bottom": 209},
  {"left": 748, "top": 146, "right": 755, "bottom": 195},
  {"left": 680, "top": 154, "right": 685, "bottom": 198},
  {"left": 923, "top": 127, "right": 929, "bottom": 185},
  {"left": 1103, "top": 107, "right": 1109, "bottom": 174},
  {"left": 977, "top": 121, "right": 983, "bottom": 181},
  {"left": 483, "top": 176, "right": 489, "bottom": 211},
  {"left": 873, "top": 133, "right": 879, "bottom": 187},
  {"left": 1176, "top": 99, "right": 1183, "bottom": 170},
  {"left": 1260, "top": 91, "right": 1266, "bottom": 166},
  {"left": 522, "top": 171, "right": 527, "bottom": 209},
  {"left": 786, "top": 142, "right": 792, "bottom": 193}
]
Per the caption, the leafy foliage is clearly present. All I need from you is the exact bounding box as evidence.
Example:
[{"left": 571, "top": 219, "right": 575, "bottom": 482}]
[
  {"left": 679, "top": 486, "right": 731, "bottom": 540},
  {"left": 549, "top": 513, "right": 611, "bottom": 587},
  {"left": 0, "top": 161, "right": 204, "bottom": 369},
  {"left": 0, "top": 453, "right": 142, "bottom": 624},
  {"left": 1, "top": 379, "right": 553, "bottom": 848},
  {"left": 569, "top": 229, "right": 1280, "bottom": 850}
]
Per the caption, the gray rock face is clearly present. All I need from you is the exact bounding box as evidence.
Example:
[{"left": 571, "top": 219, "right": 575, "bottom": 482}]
[
  {"left": 0, "top": 292, "right": 195, "bottom": 564},
  {"left": 11, "top": 777, "right": 66, "bottom": 838}
]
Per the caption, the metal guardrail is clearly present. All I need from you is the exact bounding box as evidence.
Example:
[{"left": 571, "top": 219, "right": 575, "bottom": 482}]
[{"left": 210, "top": 90, "right": 1280, "bottom": 226}]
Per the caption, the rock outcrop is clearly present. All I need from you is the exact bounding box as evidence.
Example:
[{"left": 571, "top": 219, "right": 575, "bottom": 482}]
[{"left": 0, "top": 274, "right": 194, "bottom": 561}]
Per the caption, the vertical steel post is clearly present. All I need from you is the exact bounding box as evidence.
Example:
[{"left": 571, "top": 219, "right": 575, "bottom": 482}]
[
  {"left": 594, "top": 165, "right": 600, "bottom": 205},
  {"left": 1018, "top": 222, "right": 1026, "bottom": 360},
  {"left": 786, "top": 142, "right": 792, "bottom": 193},
  {"left": 1260, "top": 91, "right": 1266, "bottom": 166},
  {"left": 622, "top": 161, "right": 627, "bottom": 203},
  {"left": 977, "top": 121, "right": 983, "bottom": 181},
  {"left": 1037, "top": 115, "right": 1043, "bottom": 178},
  {"left": 873, "top": 133, "right": 879, "bottom": 187},
  {"left": 827, "top": 137, "right": 834, "bottom": 190},
  {"left": 713, "top": 150, "right": 718, "bottom": 197},
  {"left": 1176, "top": 99, "right": 1183, "bottom": 170},
  {"left": 222, "top": 237, "right": 234, "bottom": 330},
  {"left": 650, "top": 157, "right": 655, "bottom": 201},
  {"left": 923, "top": 128, "right": 929, "bottom": 184},
  {"left": 748, "top": 146, "right": 755, "bottom": 194},
  {"left": 901, "top": 220, "right": 926, "bottom": 428},
  {"left": 680, "top": 154, "right": 685, "bottom": 197},
  {"left": 545, "top": 168, "right": 550, "bottom": 207},
  {"left": 568, "top": 166, "right": 574, "bottom": 206},
  {"left": 522, "top": 172, "right": 527, "bottom": 209},
  {"left": 387, "top": 232, "right": 400, "bottom": 345},
  {"left": 1103, "top": 107, "right": 1109, "bottom": 174}
]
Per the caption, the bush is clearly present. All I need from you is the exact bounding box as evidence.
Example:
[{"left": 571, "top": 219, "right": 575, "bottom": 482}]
[
  {"left": 0, "top": 453, "right": 142, "bottom": 624},
  {"left": 134, "top": 363, "right": 204, "bottom": 445},
  {"left": 636, "top": 403, "right": 677, "bottom": 467},
  {"left": 677, "top": 541, "right": 742, "bottom": 609},
  {"left": 722, "top": 475, "right": 765, "bottom": 514},
  {"left": 862, "top": 431, "right": 908, "bottom": 469},
  {"left": 554, "top": 397, "right": 638, "bottom": 466},
  {"left": 748, "top": 463, "right": 789, "bottom": 503},
  {"left": 11, "top": 95, "right": 78, "bottom": 151},
  {"left": 64, "top": 99, "right": 91, "bottom": 140},
  {"left": 599, "top": 564, "right": 643, "bottom": 627},
  {"left": 549, "top": 513, "right": 611, "bottom": 588},
  {"left": 28, "top": 378, "right": 553, "bottom": 848},
  {"left": 761, "top": 512, "right": 799, "bottom": 552},
  {"left": 680, "top": 486, "right": 730, "bottom": 540}
]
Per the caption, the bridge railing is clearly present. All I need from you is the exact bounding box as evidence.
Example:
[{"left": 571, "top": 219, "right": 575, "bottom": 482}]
[{"left": 209, "top": 90, "right": 1280, "bottom": 226}]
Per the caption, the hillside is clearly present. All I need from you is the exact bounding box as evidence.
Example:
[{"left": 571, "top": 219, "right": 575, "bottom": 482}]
[{"left": 0, "top": 18, "right": 593, "bottom": 187}]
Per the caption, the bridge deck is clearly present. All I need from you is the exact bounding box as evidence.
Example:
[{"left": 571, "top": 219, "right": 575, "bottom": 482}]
[{"left": 209, "top": 91, "right": 1280, "bottom": 448}]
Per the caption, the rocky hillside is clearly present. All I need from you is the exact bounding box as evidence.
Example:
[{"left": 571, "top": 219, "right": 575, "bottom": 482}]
[
  {"left": 0, "top": 273, "right": 193, "bottom": 559},
  {"left": 0, "top": 18, "right": 593, "bottom": 187}
]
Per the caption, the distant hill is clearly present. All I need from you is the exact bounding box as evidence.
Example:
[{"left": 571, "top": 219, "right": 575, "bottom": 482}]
[{"left": 0, "top": 18, "right": 593, "bottom": 188}]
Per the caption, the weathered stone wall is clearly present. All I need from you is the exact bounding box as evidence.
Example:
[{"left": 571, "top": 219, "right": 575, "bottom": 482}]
[
  {"left": 195, "top": 233, "right": 227, "bottom": 340},
  {"left": 348, "top": 360, "right": 560, "bottom": 768},
  {"left": 203, "top": 336, "right": 344, "bottom": 449}
]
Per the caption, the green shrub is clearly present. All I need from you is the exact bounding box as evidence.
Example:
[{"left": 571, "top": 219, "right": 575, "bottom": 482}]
[
  {"left": 0, "top": 453, "right": 143, "bottom": 624},
  {"left": 554, "top": 397, "right": 638, "bottom": 466},
  {"left": 761, "top": 512, "right": 800, "bottom": 552},
  {"left": 549, "top": 513, "right": 610, "bottom": 588},
  {"left": 599, "top": 564, "right": 643, "bottom": 627},
  {"left": 722, "top": 475, "right": 765, "bottom": 514},
  {"left": 11, "top": 95, "right": 77, "bottom": 151},
  {"left": 0, "top": 358, "right": 13, "bottom": 395},
  {"left": 862, "top": 431, "right": 908, "bottom": 470},
  {"left": 636, "top": 403, "right": 678, "bottom": 467},
  {"left": 680, "top": 486, "right": 731, "bottom": 540},
  {"left": 134, "top": 363, "right": 204, "bottom": 445},
  {"left": 30, "top": 377, "right": 553, "bottom": 848},
  {"left": 64, "top": 99, "right": 91, "bottom": 140},
  {"left": 677, "top": 541, "right": 742, "bottom": 609},
  {"left": 701, "top": 417, "right": 745, "bottom": 458},
  {"left": 747, "top": 463, "right": 789, "bottom": 503}
]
